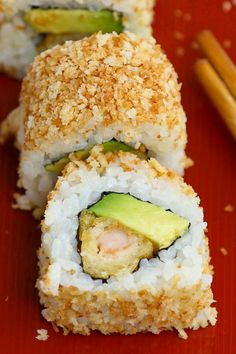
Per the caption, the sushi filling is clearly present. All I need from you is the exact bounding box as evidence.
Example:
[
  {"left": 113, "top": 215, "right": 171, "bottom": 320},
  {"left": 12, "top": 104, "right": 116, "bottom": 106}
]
[
  {"left": 79, "top": 193, "right": 190, "bottom": 279},
  {"left": 24, "top": 8, "right": 123, "bottom": 51},
  {"left": 79, "top": 211, "right": 153, "bottom": 279},
  {"left": 45, "top": 141, "right": 148, "bottom": 174}
]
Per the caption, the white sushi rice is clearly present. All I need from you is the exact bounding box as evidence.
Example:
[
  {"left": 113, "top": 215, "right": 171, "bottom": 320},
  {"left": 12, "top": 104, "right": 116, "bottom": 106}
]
[
  {"left": 38, "top": 150, "right": 210, "bottom": 297},
  {"left": 16, "top": 125, "right": 186, "bottom": 213},
  {"left": 0, "top": 14, "right": 37, "bottom": 78},
  {"left": 0, "top": 0, "right": 155, "bottom": 77},
  {"left": 10, "top": 31, "right": 189, "bottom": 214}
]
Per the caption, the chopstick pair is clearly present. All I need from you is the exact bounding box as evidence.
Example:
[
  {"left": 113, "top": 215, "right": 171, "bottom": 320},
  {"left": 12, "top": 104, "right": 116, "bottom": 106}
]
[{"left": 194, "top": 30, "right": 236, "bottom": 141}]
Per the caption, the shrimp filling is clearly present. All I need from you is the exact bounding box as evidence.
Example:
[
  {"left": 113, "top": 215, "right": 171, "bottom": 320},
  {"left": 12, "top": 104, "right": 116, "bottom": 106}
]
[
  {"left": 97, "top": 229, "right": 132, "bottom": 254},
  {"left": 79, "top": 193, "right": 190, "bottom": 279},
  {"left": 79, "top": 211, "right": 154, "bottom": 279}
]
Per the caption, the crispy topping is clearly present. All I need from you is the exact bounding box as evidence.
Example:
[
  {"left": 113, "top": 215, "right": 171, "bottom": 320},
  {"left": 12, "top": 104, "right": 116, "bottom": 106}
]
[
  {"left": 220, "top": 247, "right": 228, "bottom": 256},
  {"left": 175, "top": 46, "right": 185, "bottom": 57},
  {"left": 53, "top": 149, "right": 196, "bottom": 199},
  {"left": 183, "top": 13, "right": 192, "bottom": 21},
  {"left": 222, "top": 1, "right": 232, "bottom": 12},
  {"left": 224, "top": 204, "right": 234, "bottom": 212},
  {"left": 173, "top": 31, "right": 185, "bottom": 40},
  {"left": 222, "top": 39, "right": 232, "bottom": 49},
  {"left": 174, "top": 9, "right": 183, "bottom": 18},
  {"left": 191, "top": 41, "right": 200, "bottom": 50},
  {"left": 36, "top": 328, "right": 49, "bottom": 341},
  {"left": 20, "top": 32, "right": 185, "bottom": 152},
  {"left": 0, "top": 0, "right": 16, "bottom": 16}
]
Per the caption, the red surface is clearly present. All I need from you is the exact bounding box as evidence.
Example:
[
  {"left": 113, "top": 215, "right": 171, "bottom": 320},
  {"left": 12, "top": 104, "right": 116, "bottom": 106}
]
[{"left": 0, "top": 1, "right": 236, "bottom": 353}]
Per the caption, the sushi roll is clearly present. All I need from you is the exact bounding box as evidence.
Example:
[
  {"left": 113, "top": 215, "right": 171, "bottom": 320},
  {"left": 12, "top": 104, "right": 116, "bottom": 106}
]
[
  {"left": 0, "top": 0, "right": 155, "bottom": 78},
  {"left": 37, "top": 146, "right": 217, "bottom": 337},
  {"left": 1, "top": 32, "right": 189, "bottom": 215}
]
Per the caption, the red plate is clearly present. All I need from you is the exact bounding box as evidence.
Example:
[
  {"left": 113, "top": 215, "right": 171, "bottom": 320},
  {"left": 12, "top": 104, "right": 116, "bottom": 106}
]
[{"left": 0, "top": 1, "right": 236, "bottom": 353}]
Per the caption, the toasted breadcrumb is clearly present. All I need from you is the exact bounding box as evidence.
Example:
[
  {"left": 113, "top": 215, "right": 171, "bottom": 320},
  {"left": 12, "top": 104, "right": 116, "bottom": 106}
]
[
  {"left": 222, "top": 1, "right": 232, "bottom": 12},
  {"left": 33, "top": 207, "right": 44, "bottom": 220},
  {"left": 52, "top": 322, "right": 60, "bottom": 333},
  {"left": 20, "top": 32, "right": 186, "bottom": 154},
  {"left": 220, "top": 248, "right": 228, "bottom": 256},
  {"left": 191, "top": 41, "right": 200, "bottom": 50},
  {"left": 183, "top": 13, "right": 192, "bottom": 21},
  {"left": 38, "top": 255, "right": 217, "bottom": 336},
  {"left": 36, "top": 329, "right": 49, "bottom": 341},
  {"left": 175, "top": 47, "right": 185, "bottom": 57},
  {"left": 178, "top": 328, "right": 188, "bottom": 339},
  {"left": 51, "top": 149, "right": 196, "bottom": 203},
  {"left": 174, "top": 9, "right": 183, "bottom": 17},
  {"left": 224, "top": 204, "right": 234, "bottom": 212},
  {"left": 0, "top": 1, "right": 17, "bottom": 15},
  {"left": 185, "top": 157, "right": 194, "bottom": 168},
  {"left": 149, "top": 158, "right": 167, "bottom": 176},
  {"left": 173, "top": 31, "right": 185, "bottom": 40},
  {"left": 223, "top": 39, "right": 232, "bottom": 48}
]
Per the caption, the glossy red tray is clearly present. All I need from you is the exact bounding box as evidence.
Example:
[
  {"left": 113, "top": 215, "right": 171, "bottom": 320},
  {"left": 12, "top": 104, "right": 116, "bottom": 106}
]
[{"left": 0, "top": 1, "right": 236, "bottom": 353}]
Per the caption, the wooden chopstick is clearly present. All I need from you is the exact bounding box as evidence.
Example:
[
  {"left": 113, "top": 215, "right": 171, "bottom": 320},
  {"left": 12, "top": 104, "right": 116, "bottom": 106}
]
[
  {"left": 194, "top": 59, "right": 236, "bottom": 141},
  {"left": 197, "top": 30, "right": 236, "bottom": 100}
]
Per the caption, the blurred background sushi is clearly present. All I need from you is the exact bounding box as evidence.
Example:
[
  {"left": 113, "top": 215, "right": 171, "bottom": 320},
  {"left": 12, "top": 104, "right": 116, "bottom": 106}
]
[{"left": 0, "top": 0, "right": 155, "bottom": 78}]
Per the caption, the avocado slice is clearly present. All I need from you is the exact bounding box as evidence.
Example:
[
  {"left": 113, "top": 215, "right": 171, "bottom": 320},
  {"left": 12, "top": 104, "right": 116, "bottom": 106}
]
[
  {"left": 73, "top": 149, "right": 90, "bottom": 160},
  {"left": 45, "top": 156, "right": 70, "bottom": 173},
  {"left": 37, "top": 33, "right": 86, "bottom": 52},
  {"left": 45, "top": 141, "right": 147, "bottom": 174},
  {"left": 24, "top": 9, "right": 123, "bottom": 34},
  {"left": 89, "top": 193, "right": 189, "bottom": 250},
  {"left": 45, "top": 149, "right": 90, "bottom": 173},
  {"left": 102, "top": 141, "right": 147, "bottom": 160}
]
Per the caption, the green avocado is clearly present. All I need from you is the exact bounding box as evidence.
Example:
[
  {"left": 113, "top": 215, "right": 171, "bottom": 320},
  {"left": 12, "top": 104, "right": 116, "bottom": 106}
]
[
  {"left": 45, "top": 141, "right": 147, "bottom": 174},
  {"left": 89, "top": 193, "right": 189, "bottom": 250},
  {"left": 102, "top": 141, "right": 147, "bottom": 160},
  {"left": 45, "top": 156, "right": 70, "bottom": 173},
  {"left": 24, "top": 9, "right": 123, "bottom": 34},
  {"left": 73, "top": 149, "right": 90, "bottom": 160},
  {"left": 45, "top": 149, "right": 90, "bottom": 173}
]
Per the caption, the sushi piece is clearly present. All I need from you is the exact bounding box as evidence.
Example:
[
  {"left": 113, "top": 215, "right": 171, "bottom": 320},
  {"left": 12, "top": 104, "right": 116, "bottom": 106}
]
[
  {"left": 0, "top": 0, "right": 155, "bottom": 78},
  {"left": 1, "top": 32, "right": 189, "bottom": 215},
  {"left": 37, "top": 146, "right": 217, "bottom": 337}
]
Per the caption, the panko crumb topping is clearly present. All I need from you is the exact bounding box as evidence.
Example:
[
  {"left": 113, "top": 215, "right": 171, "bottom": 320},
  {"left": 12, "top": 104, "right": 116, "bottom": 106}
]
[
  {"left": 36, "top": 328, "right": 49, "bottom": 341},
  {"left": 0, "top": 0, "right": 16, "bottom": 15},
  {"left": 20, "top": 32, "right": 185, "bottom": 152},
  {"left": 220, "top": 247, "right": 228, "bottom": 256},
  {"left": 222, "top": 1, "right": 232, "bottom": 12},
  {"left": 224, "top": 204, "right": 234, "bottom": 212},
  {"left": 51, "top": 147, "right": 196, "bottom": 202}
]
